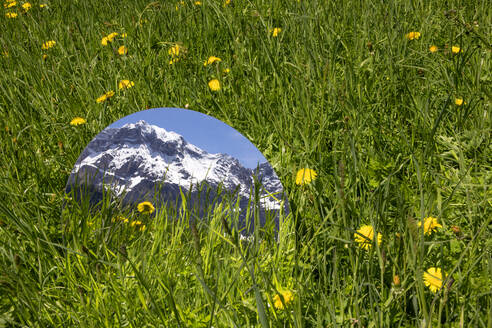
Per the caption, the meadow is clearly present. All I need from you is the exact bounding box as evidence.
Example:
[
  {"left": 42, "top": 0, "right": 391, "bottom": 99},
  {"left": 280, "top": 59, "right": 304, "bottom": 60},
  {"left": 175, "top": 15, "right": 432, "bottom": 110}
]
[{"left": 0, "top": 0, "right": 491, "bottom": 326}]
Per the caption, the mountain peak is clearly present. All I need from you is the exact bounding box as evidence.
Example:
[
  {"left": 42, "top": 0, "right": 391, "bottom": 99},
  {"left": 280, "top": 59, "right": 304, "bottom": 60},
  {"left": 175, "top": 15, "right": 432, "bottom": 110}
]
[{"left": 67, "top": 120, "right": 287, "bottom": 233}]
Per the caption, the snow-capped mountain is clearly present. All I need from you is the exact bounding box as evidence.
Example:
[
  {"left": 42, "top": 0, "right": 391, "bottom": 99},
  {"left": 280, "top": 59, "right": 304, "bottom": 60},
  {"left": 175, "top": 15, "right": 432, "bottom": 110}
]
[{"left": 66, "top": 120, "right": 287, "bottom": 231}]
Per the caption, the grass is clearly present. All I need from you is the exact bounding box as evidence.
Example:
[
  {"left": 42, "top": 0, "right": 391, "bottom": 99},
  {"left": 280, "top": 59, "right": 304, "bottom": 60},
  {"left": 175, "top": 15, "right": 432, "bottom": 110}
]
[{"left": 0, "top": 0, "right": 491, "bottom": 326}]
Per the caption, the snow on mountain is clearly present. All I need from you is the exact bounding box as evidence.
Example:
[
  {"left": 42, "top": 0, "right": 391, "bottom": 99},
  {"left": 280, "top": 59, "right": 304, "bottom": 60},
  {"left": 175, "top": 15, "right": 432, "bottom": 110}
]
[{"left": 66, "top": 120, "right": 286, "bottom": 220}]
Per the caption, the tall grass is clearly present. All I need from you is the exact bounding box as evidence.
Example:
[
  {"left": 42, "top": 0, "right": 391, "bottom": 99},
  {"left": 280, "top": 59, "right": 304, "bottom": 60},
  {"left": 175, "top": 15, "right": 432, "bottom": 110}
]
[{"left": 1, "top": 0, "right": 491, "bottom": 326}]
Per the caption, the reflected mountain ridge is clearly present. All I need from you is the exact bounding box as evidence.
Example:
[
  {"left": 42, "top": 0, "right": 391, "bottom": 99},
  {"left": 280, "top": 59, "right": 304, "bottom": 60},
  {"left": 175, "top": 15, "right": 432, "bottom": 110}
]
[{"left": 66, "top": 120, "right": 286, "bottom": 233}]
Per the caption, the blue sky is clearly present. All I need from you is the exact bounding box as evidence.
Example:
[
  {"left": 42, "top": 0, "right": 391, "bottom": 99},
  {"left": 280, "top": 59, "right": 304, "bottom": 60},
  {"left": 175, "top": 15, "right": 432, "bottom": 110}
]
[{"left": 107, "top": 107, "right": 268, "bottom": 168}]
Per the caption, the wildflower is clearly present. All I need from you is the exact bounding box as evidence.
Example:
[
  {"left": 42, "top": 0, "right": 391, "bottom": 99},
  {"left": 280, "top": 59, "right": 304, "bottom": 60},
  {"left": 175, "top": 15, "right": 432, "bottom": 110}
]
[
  {"left": 39, "top": 4, "right": 47, "bottom": 8},
  {"left": 204, "top": 56, "right": 221, "bottom": 66},
  {"left": 223, "top": 68, "right": 230, "bottom": 73},
  {"left": 96, "top": 90, "right": 115, "bottom": 103},
  {"left": 429, "top": 45, "right": 438, "bottom": 53},
  {"left": 405, "top": 31, "right": 421, "bottom": 40},
  {"left": 194, "top": 1, "right": 201, "bottom": 4},
  {"left": 168, "top": 44, "right": 181, "bottom": 57},
  {"left": 354, "top": 225, "right": 382, "bottom": 250},
  {"left": 121, "top": 33, "right": 127, "bottom": 38},
  {"left": 455, "top": 98, "right": 463, "bottom": 106},
  {"left": 139, "top": 225, "right": 146, "bottom": 232},
  {"left": 224, "top": 0, "right": 231, "bottom": 5},
  {"left": 5, "top": 12, "right": 17, "bottom": 18},
  {"left": 22, "top": 2, "right": 31, "bottom": 11},
  {"left": 417, "top": 216, "right": 442, "bottom": 235},
  {"left": 130, "top": 220, "right": 142, "bottom": 227},
  {"left": 175, "top": 1, "right": 184, "bottom": 10},
  {"left": 112, "top": 215, "right": 128, "bottom": 223},
  {"left": 118, "top": 80, "right": 135, "bottom": 90},
  {"left": 295, "top": 168, "right": 317, "bottom": 185},
  {"left": 423, "top": 267, "right": 444, "bottom": 293},
  {"left": 273, "top": 290, "right": 294, "bottom": 310},
  {"left": 451, "top": 46, "right": 462, "bottom": 54},
  {"left": 70, "top": 117, "right": 86, "bottom": 126},
  {"left": 4, "top": 1, "right": 16, "bottom": 8},
  {"left": 271, "top": 27, "right": 281, "bottom": 37},
  {"left": 137, "top": 201, "right": 155, "bottom": 214},
  {"left": 393, "top": 275, "right": 401, "bottom": 286},
  {"left": 41, "top": 40, "right": 56, "bottom": 50},
  {"left": 208, "top": 79, "right": 221, "bottom": 91},
  {"left": 101, "top": 32, "right": 118, "bottom": 46},
  {"left": 169, "top": 58, "right": 180, "bottom": 65},
  {"left": 118, "top": 45, "right": 128, "bottom": 55},
  {"left": 96, "top": 94, "right": 107, "bottom": 103},
  {"left": 42, "top": 54, "right": 48, "bottom": 60}
]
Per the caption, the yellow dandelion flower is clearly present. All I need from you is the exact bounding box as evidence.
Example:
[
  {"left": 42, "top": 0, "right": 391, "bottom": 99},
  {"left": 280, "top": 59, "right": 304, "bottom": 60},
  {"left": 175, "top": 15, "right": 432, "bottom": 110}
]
[
  {"left": 4, "top": 1, "right": 16, "bottom": 8},
  {"left": 22, "top": 2, "right": 31, "bottom": 11},
  {"left": 118, "top": 80, "right": 135, "bottom": 90},
  {"left": 118, "top": 45, "right": 128, "bottom": 55},
  {"left": 271, "top": 27, "right": 281, "bottom": 37},
  {"left": 195, "top": 1, "right": 201, "bottom": 4},
  {"left": 455, "top": 98, "right": 464, "bottom": 106},
  {"left": 169, "top": 58, "right": 180, "bottom": 65},
  {"left": 130, "top": 220, "right": 142, "bottom": 227},
  {"left": 208, "top": 79, "right": 221, "bottom": 91},
  {"left": 96, "top": 94, "right": 107, "bottom": 103},
  {"left": 39, "top": 4, "right": 47, "bottom": 8},
  {"left": 112, "top": 215, "right": 128, "bottom": 223},
  {"left": 451, "top": 46, "right": 462, "bottom": 54},
  {"left": 41, "top": 40, "right": 56, "bottom": 50},
  {"left": 223, "top": 68, "right": 230, "bottom": 73},
  {"left": 295, "top": 168, "right": 317, "bottom": 185},
  {"left": 423, "top": 267, "right": 444, "bottom": 293},
  {"left": 354, "top": 225, "right": 382, "bottom": 250},
  {"left": 42, "top": 54, "right": 48, "bottom": 60},
  {"left": 417, "top": 216, "right": 442, "bottom": 235},
  {"left": 429, "top": 45, "right": 438, "bottom": 53},
  {"left": 5, "top": 12, "right": 17, "bottom": 18},
  {"left": 70, "top": 117, "right": 86, "bottom": 126},
  {"left": 224, "top": 0, "right": 231, "bottom": 5},
  {"left": 96, "top": 90, "right": 115, "bottom": 103},
  {"left": 137, "top": 201, "right": 155, "bottom": 214},
  {"left": 168, "top": 44, "right": 181, "bottom": 57},
  {"left": 273, "top": 290, "right": 294, "bottom": 310},
  {"left": 140, "top": 225, "right": 146, "bottom": 232},
  {"left": 204, "top": 56, "right": 222, "bottom": 66},
  {"left": 121, "top": 33, "right": 127, "bottom": 38},
  {"left": 101, "top": 32, "right": 118, "bottom": 46},
  {"left": 405, "top": 31, "right": 421, "bottom": 40},
  {"left": 175, "top": 1, "right": 185, "bottom": 10}
]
